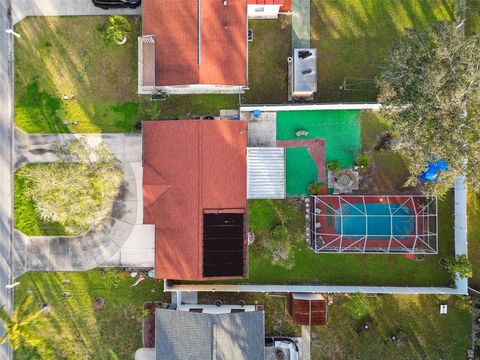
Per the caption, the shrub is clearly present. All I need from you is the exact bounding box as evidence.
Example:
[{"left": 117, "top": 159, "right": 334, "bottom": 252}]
[
  {"left": 355, "top": 154, "right": 370, "bottom": 169},
  {"left": 308, "top": 182, "right": 327, "bottom": 195},
  {"left": 447, "top": 255, "right": 473, "bottom": 280},
  {"left": 327, "top": 160, "right": 341, "bottom": 172},
  {"left": 97, "top": 15, "right": 131, "bottom": 46}
]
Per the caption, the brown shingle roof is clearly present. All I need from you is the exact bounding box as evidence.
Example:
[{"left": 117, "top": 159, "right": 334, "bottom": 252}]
[
  {"left": 143, "top": 120, "right": 247, "bottom": 280},
  {"left": 143, "top": 0, "right": 247, "bottom": 87}
]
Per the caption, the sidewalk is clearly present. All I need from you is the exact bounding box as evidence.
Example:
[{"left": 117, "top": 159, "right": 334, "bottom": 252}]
[{"left": 292, "top": 0, "right": 310, "bottom": 49}]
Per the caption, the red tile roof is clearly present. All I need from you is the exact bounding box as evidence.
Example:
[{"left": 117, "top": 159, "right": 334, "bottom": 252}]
[
  {"left": 143, "top": 0, "right": 247, "bottom": 87},
  {"left": 247, "top": 0, "right": 283, "bottom": 4},
  {"left": 143, "top": 120, "right": 247, "bottom": 280}
]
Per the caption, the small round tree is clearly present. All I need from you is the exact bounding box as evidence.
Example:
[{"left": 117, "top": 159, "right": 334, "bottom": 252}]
[
  {"left": 99, "top": 15, "right": 131, "bottom": 45},
  {"left": 446, "top": 255, "right": 473, "bottom": 280}
]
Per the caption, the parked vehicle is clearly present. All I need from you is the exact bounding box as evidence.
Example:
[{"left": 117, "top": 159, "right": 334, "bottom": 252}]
[{"left": 92, "top": 0, "right": 141, "bottom": 9}]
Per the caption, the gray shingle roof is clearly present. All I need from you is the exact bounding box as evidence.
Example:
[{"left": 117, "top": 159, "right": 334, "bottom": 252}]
[{"left": 155, "top": 309, "right": 265, "bottom": 360}]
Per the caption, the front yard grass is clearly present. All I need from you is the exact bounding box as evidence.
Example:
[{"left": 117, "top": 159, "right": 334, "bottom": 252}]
[
  {"left": 311, "top": 294, "right": 471, "bottom": 359},
  {"left": 13, "top": 269, "right": 166, "bottom": 359},
  {"left": 242, "top": 16, "right": 291, "bottom": 104},
  {"left": 14, "top": 16, "right": 238, "bottom": 133},
  {"left": 310, "top": 0, "right": 454, "bottom": 102}
]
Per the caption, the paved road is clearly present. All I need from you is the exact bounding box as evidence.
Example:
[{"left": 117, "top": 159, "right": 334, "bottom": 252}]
[{"left": 0, "top": 0, "right": 14, "bottom": 358}]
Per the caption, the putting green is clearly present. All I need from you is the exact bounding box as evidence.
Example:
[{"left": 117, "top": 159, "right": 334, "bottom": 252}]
[{"left": 277, "top": 110, "right": 361, "bottom": 195}]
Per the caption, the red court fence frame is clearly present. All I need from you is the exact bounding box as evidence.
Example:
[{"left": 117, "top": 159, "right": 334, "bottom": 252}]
[{"left": 309, "top": 195, "right": 438, "bottom": 254}]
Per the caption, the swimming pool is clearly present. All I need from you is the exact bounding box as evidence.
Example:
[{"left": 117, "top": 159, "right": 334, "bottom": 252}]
[{"left": 335, "top": 203, "right": 414, "bottom": 239}]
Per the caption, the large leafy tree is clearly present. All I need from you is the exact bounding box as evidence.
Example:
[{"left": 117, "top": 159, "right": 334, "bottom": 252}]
[
  {"left": 377, "top": 22, "right": 480, "bottom": 196},
  {"left": 0, "top": 296, "right": 52, "bottom": 358},
  {"left": 19, "top": 138, "right": 123, "bottom": 234}
]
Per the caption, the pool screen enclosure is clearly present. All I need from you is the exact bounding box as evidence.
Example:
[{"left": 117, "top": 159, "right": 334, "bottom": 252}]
[{"left": 310, "top": 195, "right": 438, "bottom": 254}]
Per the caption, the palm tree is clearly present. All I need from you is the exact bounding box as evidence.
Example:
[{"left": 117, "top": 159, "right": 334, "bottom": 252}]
[
  {"left": 106, "top": 15, "right": 131, "bottom": 45},
  {"left": 0, "top": 295, "right": 47, "bottom": 351}
]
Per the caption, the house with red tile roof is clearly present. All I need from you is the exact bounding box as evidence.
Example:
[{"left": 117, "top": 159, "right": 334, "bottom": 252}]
[
  {"left": 138, "top": 0, "right": 248, "bottom": 94},
  {"left": 143, "top": 120, "right": 248, "bottom": 280},
  {"left": 247, "top": 0, "right": 287, "bottom": 19}
]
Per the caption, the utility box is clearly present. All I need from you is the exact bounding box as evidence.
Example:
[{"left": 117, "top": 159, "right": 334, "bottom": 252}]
[{"left": 289, "top": 48, "right": 317, "bottom": 99}]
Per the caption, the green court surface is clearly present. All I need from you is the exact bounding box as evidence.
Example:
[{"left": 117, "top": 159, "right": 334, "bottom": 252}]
[{"left": 277, "top": 110, "right": 361, "bottom": 195}]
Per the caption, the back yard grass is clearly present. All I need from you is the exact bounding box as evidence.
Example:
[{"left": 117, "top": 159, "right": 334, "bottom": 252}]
[
  {"left": 311, "top": 294, "right": 471, "bottom": 359},
  {"left": 14, "top": 16, "right": 238, "bottom": 133},
  {"left": 242, "top": 16, "right": 291, "bottom": 104},
  {"left": 310, "top": 0, "right": 455, "bottom": 102},
  {"left": 13, "top": 269, "right": 167, "bottom": 359},
  {"left": 245, "top": 111, "right": 453, "bottom": 286}
]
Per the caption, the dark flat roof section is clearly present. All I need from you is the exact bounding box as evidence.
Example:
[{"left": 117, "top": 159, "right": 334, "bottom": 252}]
[{"left": 203, "top": 213, "right": 244, "bottom": 277}]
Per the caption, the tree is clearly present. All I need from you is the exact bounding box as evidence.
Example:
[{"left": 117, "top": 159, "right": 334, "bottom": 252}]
[
  {"left": 105, "top": 15, "right": 131, "bottom": 45},
  {"left": 447, "top": 255, "right": 473, "bottom": 280},
  {"left": 0, "top": 296, "right": 52, "bottom": 357},
  {"left": 19, "top": 138, "right": 124, "bottom": 234},
  {"left": 377, "top": 22, "right": 480, "bottom": 196}
]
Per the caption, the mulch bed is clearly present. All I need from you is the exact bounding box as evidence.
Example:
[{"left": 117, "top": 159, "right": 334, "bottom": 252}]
[{"left": 142, "top": 301, "right": 162, "bottom": 348}]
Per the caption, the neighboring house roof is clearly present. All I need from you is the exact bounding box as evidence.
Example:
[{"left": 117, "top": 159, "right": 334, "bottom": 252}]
[
  {"left": 247, "top": 0, "right": 283, "bottom": 4},
  {"left": 142, "top": 0, "right": 248, "bottom": 87},
  {"left": 155, "top": 308, "right": 265, "bottom": 360},
  {"left": 143, "top": 120, "right": 247, "bottom": 280}
]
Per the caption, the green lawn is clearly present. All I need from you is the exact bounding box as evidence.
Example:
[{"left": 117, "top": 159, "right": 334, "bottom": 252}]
[
  {"left": 247, "top": 196, "right": 453, "bottom": 286},
  {"left": 242, "top": 16, "right": 291, "bottom": 104},
  {"left": 13, "top": 270, "right": 166, "bottom": 359},
  {"left": 468, "top": 192, "right": 480, "bottom": 289},
  {"left": 466, "top": 0, "right": 480, "bottom": 35},
  {"left": 311, "top": 294, "right": 471, "bottom": 359},
  {"left": 310, "top": 0, "right": 455, "bottom": 102},
  {"left": 14, "top": 16, "right": 238, "bottom": 133}
]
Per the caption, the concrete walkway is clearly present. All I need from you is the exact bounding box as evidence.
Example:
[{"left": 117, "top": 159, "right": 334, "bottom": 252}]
[
  {"left": 0, "top": 0, "right": 16, "bottom": 357},
  {"left": 301, "top": 325, "right": 311, "bottom": 360},
  {"left": 12, "top": 0, "right": 141, "bottom": 24},
  {"left": 292, "top": 0, "right": 310, "bottom": 49},
  {"left": 13, "top": 133, "right": 154, "bottom": 277}
]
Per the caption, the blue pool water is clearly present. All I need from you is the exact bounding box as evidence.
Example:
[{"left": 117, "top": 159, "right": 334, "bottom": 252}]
[{"left": 335, "top": 203, "right": 414, "bottom": 239}]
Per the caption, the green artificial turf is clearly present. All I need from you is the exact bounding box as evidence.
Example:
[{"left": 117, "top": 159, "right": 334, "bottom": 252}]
[
  {"left": 277, "top": 110, "right": 361, "bottom": 195},
  {"left": 310, "top": 0, "right": 455, "bottom": 102},
  {"left": 13, "top": 270, "right": 166, "bottom": 359}
]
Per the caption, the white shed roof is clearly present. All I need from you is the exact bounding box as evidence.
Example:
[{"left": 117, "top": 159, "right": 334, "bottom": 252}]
[{"left": 247, "top": 147, "right": 285, "bottom": 199}]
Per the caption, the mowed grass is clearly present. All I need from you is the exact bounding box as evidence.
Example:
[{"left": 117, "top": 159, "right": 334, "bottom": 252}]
[
  {"left": 468, "top": 192, "right": 480, "bottom": 289},
  {"left": 311, "top": 294, "right": 471, "bottom": 360},
  {"left": 14, "top": 270, "right": 166, "bottom": 360},
  {"left": 14, "top": 16, "right": 239, "bottom": 133},
  {"left": 247, "top": 196, "right": 453, "bottom": 286},
  {"left": 310, "top": 0, "right": 455, "bottom": 102},
  {"left": 242, "top": 16, "right": 291, "bottom": 104}
]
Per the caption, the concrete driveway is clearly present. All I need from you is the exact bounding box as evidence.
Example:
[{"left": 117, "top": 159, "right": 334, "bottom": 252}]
[
  {"left": 14, "top": 132, "right": 154, "bottom": 277},
  {"left": 12, "top": 0, "right": 141, "bottom": 24}
]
